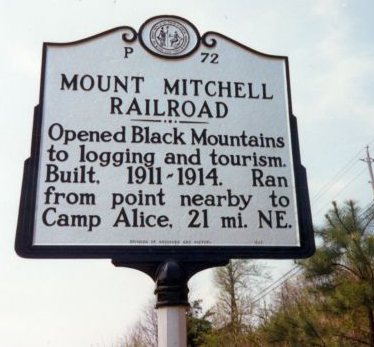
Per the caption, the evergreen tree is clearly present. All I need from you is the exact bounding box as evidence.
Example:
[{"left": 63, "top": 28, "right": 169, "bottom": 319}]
[
  {"left": 301, "top": 200, "right": 374, "bottom": 346},
  {"left": 258, "top": 200, "right": 374, "bottom": 347},
  {"left": 186, "top": 300, "right": 213, "bottom": 347}
]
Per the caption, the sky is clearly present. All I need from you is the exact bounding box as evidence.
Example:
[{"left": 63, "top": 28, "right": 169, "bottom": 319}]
[{"left": 1, "top": 0, "right": 374, "bottom": 346}]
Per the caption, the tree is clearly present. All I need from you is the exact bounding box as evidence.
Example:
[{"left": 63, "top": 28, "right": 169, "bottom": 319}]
[
  {"left": 213, "top": 260, "right": 267, "bottom": 328},
  {"left": 258, "top": 275, "right": 333, "bottom": 347},
  {"left": 256, "top": 200, "right": 374, "bottom": 347},
  {"left": 116, "top": 299, "right": 157, "bottom": 347},
  {"left": 186, "top": 299, "right": 213, "bottom": 347},
  {"left": 202, "top": 259, "right": 269, "bottom": 346},
  {"left": 300, "top": 200, "right": 374, "bottom": 346}
]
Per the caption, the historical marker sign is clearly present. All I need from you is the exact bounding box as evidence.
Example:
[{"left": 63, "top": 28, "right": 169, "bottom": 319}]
[{"left": 16, "top": 15, "right": 314, "bottom": 261}]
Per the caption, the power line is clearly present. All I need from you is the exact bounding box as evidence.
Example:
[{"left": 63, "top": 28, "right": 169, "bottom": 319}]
[
  {"left": 360, "top": 201, "right": 374, "bottom": 218},
  {"left": 252, "top": 265, "right": 300, "bottom": 300},
  {"left": 251, "top": 265, "right": 302, "bottom": 305},
  {"left": 312, "top": 140, "right": 374, "bottom": 208},
  {"left": 313, "top": 167, "right": 366, "bottom": 218},
  {"left": 311, "top": 149, "right": 363, "bottom": 203}
]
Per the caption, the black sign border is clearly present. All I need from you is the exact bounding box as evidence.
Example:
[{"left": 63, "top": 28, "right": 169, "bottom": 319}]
[{"left": 15, "top": 16, "right": 315, "bottom": 262}]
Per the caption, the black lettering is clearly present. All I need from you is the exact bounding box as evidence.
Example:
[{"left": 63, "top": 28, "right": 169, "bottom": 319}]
[
  {"left": 164, "top": 79, "right": 179, "bottom": 95},
  {"left": 124, "top": 47, "right": 134, "bottom": 58},
  {"left": 110, "top": 97, "right": 123, "bottom": 114},
  {"left": 97, "top": 75, "right": 110, "bottom": 92},
  {"left": 262, "top": 83, "right": 274, "bottom": 99},
  {"left": 60, "top": 74, "right": 78, "bottom": 90},
  {"left": 80, "top": 74, "right": 95, "bottom": 91},
  {"left": 42, "top": 207, "right": 56, "bottom": 226}
]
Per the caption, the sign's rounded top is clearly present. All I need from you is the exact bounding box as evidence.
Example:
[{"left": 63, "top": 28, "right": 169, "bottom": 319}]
[{"left": 138, "top": 15, "right": 201, "bottom": 59}]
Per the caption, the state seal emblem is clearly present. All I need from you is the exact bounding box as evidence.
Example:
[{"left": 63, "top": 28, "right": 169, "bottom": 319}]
[{"left": 150, "top": 20, "right": 190, "bottom": 55}]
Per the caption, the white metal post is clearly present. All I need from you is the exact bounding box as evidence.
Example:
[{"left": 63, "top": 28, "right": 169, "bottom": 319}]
[{"left": 157, "top": 306, "right": 187, "bottom": 347}]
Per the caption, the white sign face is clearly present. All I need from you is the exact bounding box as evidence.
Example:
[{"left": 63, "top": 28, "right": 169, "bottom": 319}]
[{"left": 25, "top": 16, "right": 310, "bottom": 251}]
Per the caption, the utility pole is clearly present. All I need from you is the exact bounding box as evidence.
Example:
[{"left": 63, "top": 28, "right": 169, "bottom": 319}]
[{"left": 361, "top": 146, "right": 374, "bottom": 200}]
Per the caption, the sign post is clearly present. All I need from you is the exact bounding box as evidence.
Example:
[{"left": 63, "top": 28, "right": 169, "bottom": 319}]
[
  {"left": 155, "top": 261, "right": 188, "bottom": 347},
  {"left": 16, "top": 15, "right": 315, "bottom": 346},
  {"left": 158, "top": 306, "right": 186, "bottom": 347}
]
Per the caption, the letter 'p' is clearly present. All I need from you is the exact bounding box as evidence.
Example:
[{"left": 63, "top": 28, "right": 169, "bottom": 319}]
[{"left": 124, "top": 47, "right": 134, "bottom": 58}]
